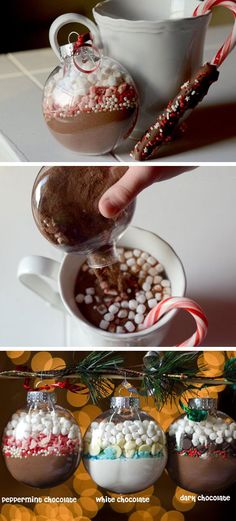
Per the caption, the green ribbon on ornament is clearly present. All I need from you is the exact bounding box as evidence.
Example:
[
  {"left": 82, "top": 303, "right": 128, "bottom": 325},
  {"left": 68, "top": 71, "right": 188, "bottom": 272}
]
[{"left": 179, "top": 400, "right": 208, "bottom": 422}]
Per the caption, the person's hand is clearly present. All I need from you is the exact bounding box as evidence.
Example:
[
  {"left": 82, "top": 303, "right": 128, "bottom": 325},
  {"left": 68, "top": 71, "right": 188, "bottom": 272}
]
[{"left": 99, "top": 166, "right": 197, "bottom": 218}]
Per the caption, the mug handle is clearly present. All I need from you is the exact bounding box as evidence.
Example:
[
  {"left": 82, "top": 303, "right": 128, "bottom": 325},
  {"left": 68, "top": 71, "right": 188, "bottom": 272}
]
[
  {"left": 49, "top": 13, "right": 102, "bottom": 61},
  {"left": 17, "top": 256, "right": 65, "bottom": 312}
]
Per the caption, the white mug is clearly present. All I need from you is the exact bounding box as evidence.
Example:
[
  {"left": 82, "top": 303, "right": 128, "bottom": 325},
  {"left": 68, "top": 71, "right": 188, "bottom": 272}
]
[
  {"left": 49, "top": 0, "right": 211, "bottom": 134},
  {"left": 17, "top": 227, "right": 186, "bottom": 347}
]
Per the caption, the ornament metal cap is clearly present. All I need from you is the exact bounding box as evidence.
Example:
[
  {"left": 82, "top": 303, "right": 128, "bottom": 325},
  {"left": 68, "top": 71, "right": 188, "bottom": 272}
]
[
  {"left": 189, "top": 398, "right": 217, "bottom": 411},
  {"left": 27, "top": 391, "right": 57, "bottom": 404},
  {"left": 110, "top": 397, "right": 140, "bottom": 409}
]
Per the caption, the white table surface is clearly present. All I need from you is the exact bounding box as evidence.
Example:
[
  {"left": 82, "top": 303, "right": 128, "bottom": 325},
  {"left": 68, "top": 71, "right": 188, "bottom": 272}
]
[
  {"left": 0, "top": 165, "right": 236, "bottom": 348},
  {"left": 0, "top": 26, "right": 236, "bottom": 162}
]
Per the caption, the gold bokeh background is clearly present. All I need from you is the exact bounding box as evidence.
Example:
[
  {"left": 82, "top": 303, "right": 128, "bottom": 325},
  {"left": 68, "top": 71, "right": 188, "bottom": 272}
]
[{"left": 0, "top": 350, "right": 235, "bottom": 521}]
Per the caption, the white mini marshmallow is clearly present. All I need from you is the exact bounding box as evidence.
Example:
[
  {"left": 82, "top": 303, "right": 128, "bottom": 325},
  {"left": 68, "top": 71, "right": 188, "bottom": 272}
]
[
  {"left": 147, "top": 256, "right": 156, "bottom": 266},
  {"left": 145, "top": 291, "right": 153, "bottom": 300},
  {"left": 143, "top": 263, "right": 151, "bottom": 272},
  {"left": 129, "top": 299, "right": 138, "bottom": 310},
  {"left": 136, "top": 294, "right": 146, "bottom": 304},
  {"left": 120, "top": 264, "right": 128, "bottom": 271},
  {"left": 133, "top": 249, "right": 141, "bottom": 257},
  {"left": 124, "top": 251, "right": 133, "bottom": 259},
  {"left": 75, "top": 293, "right": 84, "bottom": 303},
  {"left": 156, "top": 264, "right": 164, "bottom": 273},
  {"left": 148, "top": 267, "right": 158, "bottom": 276},
  {"left": 99, "top": 320, "right": 109, "bottom": 330},
  {"left": 84, "top": 295, "right": 93, "bottom": 304},
  {"left": 104, "top": 313, "right": 115, "bottom": 322},
  {"left": 141, "top": 252, "right": 149, "bottom": 260},
  {"left": 161, "top": 279, "right": 171, "bottom": 287},
  {"left": 127, "top": 257, "right": 136, "bottom": 267},
  {"left": 145, "top": 276, "right": 153, "bottom": 284},
  {"left": 155, "top": 293, "right": 162, "bottom": 301},
  {"left": 154, "top": 276, "right": 162, "bottom": 284},
  {"left": 148, "top": 298, "right": 158, "bottom": 309},
  {"left": 137, "top": 257, "right": 145, "bottom": 266},
  {"left": 109, "top": 304, "right": 119, "bottom": 314},
  {"left": 128, "top": 311, "right": 135, "bottom": 320},
  {"left": 116, "top": 326, "right": 125, "bottom": 334},
  {"left": 134, "top": 314, "right": 144, "bottom": 324},
  {"left": 118, "top": 309, "right": 128, "bottom": 318},
  {"left": 142, "top": 282, "right": 151, "bottom": 292},
  {"left": 124, "top": 321, "right": 136, "bottom": 332},
  {"left": 86, "top": 287, "right": 95, "bottom": 295},
  {"left": 97, "top": 304, "right": 107, "bottom": 315},
  {"left": 121, "top": 301, "right": 129, "bottom": 308},
  {"left": 136, "top": 304, "right": 146, "bottom": 314}
]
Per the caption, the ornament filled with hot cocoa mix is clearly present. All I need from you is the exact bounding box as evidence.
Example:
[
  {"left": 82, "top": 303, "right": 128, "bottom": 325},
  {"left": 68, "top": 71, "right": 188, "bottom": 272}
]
[
  {"left": 83, "top": 396, "right": 167, "bottom": 493},
  {"left": 2, "top": 391, "right": 82, "bottom": 488},
  {"left": 43, "top": 15, "right": 139, "bottom": 154},
  {"left": 167, "top": 398, "right": 236, "bottom": 493},
  {"left": 31, "top": 166, "right": 135, "bottom": 268}
]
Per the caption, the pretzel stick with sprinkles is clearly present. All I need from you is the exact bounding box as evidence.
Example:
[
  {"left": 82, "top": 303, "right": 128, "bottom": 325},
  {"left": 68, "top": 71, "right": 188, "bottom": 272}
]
[
  {"left": 131, "top": 0, "right": 236, "bottom": 161},
  {"left": 142, "top": 297, "right": 208, "bottom": 347}
]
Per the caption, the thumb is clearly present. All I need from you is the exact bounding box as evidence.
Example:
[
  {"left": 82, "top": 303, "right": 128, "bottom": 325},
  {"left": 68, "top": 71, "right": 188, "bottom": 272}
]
[
  {"left": 99, "top": 166, "right": 160, "bottom": 218},
  {"left": 99, "top": 165, "right": 194, "bottom": 218}
]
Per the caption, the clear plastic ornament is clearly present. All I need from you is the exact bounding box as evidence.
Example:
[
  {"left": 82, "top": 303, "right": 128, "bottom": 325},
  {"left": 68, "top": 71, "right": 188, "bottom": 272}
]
[
  {"left": 42, "top": 20, "right": 139, "bottom": 155},
  {"left": 83, "top": 397, "right": 167, "bottom": 493},
  {"left": 31, "top": 166, "right": 135, "bottom": 268},
  {"left": 2, "top": 391, "right": 82, "bottom": 488},
  {"left": 167, "top": 398, "right": 236, "bottom": 493}
]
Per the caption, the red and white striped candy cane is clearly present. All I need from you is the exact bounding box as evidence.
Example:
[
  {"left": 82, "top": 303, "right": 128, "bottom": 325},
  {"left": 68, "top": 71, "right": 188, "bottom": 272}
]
[
  {"left": 143, "top": 297, "right": 208, "bottom": 347},
  {"left": 193, "top": 0, "right": 236, "bottom": 67}
]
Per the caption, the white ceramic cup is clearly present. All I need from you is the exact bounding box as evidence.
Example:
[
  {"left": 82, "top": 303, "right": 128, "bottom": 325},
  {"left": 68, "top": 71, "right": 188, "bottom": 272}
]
[
  {"left": 17, "top": 227, "right": 186, "bottom": 347},
  {"left": 49, "top": 0, "right": 211, "bottom": 134}
]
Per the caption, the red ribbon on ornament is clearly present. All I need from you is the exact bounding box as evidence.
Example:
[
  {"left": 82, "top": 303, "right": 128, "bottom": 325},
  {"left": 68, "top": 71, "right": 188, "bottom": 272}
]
[{"left": 23, "top": 377, "right": 88, "bottom": 394}]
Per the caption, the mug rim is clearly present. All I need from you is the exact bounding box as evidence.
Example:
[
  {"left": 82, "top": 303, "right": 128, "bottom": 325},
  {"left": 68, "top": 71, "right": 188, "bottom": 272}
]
[
  {"left": 59, "top": 226, "right": 187, "bottom": 340},
  {"left": 93, "top": 0, "right": 210, "bottom": 26}
]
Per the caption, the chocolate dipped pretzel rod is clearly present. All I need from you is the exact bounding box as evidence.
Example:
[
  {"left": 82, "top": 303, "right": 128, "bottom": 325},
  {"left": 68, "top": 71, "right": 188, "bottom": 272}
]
[
  {"left": 131, "top": 63, "right": 219, "bottom": 161},
  {"left": 131, "top": 0, "right": 236, "bottom": 161}
]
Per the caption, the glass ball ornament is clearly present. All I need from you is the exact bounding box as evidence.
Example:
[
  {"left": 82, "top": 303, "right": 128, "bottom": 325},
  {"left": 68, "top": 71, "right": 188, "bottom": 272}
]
[
  {"left": 83, "top": 396, "right": 167, "bottom": 493},
  {"left": 42, "top": 37, "right": 139, "bottom": 155},
  {"left": 167, "top": 398, "right": 236, "bottom": 493},
  {"left": 31, "top": 165, "right": 135, "bottom": 267},
  {"left": 2, "top": 391, "right": 82, "bottom": 488}
]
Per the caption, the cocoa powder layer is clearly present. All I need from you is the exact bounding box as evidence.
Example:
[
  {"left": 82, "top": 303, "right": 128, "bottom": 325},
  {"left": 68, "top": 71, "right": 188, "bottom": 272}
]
[
  {"left": 32, "top": 166, "right": 128, "bottom": 252},
  {"left": 167, "top": 453, "right": 236, "bottom": 493},
  {"left": 47, "top": 108, "right": 136, "bottom": 153},
  {"left": 5, "top": 453, "right": 80, "bottom": 488}
]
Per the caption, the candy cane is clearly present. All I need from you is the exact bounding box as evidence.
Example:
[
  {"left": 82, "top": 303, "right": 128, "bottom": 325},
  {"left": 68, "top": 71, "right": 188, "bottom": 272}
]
[
  {"left": 143, "top": 297, "right": 208, "bottom": 347},
  {"left": 193, "top": 0, "right": 236, "bottom": 67}
]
